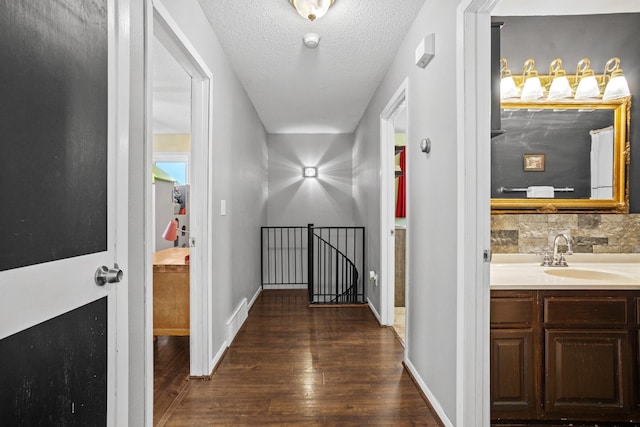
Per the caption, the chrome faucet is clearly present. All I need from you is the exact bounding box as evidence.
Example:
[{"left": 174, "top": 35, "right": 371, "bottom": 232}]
[{"left": 551, "top": 233, "right": 573, "bottom": 267}]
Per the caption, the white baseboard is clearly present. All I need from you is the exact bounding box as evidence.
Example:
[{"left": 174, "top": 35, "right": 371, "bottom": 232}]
[
  {"left": 403, "top": 358, "right": 454, "bottom": 427},
  {"left": 262, "top": 284, "right": 307, "bottom": 289},
  {"left": 226, "top": 298, "right": 248, "bottom": 345},
  {"left": 208, "top": 339, "right": 228, "bottom": 374},
  {"left": 367, "top": 297, "right": 382, "bottom": 324},
  {"left": 248, "top": 286, "right": 262, "bottom": 310},
  {"left": 209, "top": 289, "right": 261, "bottom": 376}
]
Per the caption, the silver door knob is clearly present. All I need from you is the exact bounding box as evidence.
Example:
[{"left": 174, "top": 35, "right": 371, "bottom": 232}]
[{"left": 95, "top": 263, "right": 123, "bottom": 286}]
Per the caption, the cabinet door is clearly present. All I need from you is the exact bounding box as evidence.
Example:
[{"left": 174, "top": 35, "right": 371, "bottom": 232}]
[
  {"left": 491, "top": 329, "right": 537, "bottom": 419},
  {"left": 545, "top": 330, "right": 631, "bottom": 420}
]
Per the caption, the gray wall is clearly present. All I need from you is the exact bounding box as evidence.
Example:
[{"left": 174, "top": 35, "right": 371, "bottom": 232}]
[
  {"left": 160, "top": 0, "right": 269, "bottom": 353},
  {"left": 353, "top": 1, "right": 462, "bottom": 422},
  {"left": 493, "top": 13, "right": 640, "bottom": 211},
  {"left": 129, "top": 1, "right": 269, "bottom": 418},
  {"left": 267, "top": 133, "right": 354, "bottom": 227}
]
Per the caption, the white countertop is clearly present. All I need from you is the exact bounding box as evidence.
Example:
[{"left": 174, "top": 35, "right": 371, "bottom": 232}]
[{"left": 491, "top": 254, "right": 640, "bottom": 290}]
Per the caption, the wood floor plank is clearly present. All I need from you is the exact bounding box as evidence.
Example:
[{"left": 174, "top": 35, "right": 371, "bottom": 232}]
[
  {"left": 154, "top": 335, "right": 190, "bottom": 425},
  {"left": 161, "top": 289, "right": 443, "bottom": 426}
]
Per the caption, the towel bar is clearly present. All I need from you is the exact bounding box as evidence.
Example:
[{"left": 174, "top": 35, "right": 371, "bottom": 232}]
[{"left": 497, "top": 187, "right": 574, "bottom": 193}]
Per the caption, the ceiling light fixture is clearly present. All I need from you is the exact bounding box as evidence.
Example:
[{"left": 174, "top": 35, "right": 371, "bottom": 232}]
[{"left": 290, "top": 0, "right": 335, "bottom": 22}]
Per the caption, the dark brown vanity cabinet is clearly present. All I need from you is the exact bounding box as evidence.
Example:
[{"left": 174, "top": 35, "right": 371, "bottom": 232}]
[
  {"left": 635, "top": 297, "right": 640, "bottom": 414},
  {"left": 491, "top": 290, "right": 640, "bottom": 424},
  {"left": 490, "top": 291, "right": 539, "bottom": 419},
  {"left": 543, "top": 294, "right": 632, "bottom": 420}
]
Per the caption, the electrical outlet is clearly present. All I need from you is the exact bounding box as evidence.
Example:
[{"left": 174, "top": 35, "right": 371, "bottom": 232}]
[{"left": 369, "top": 270, "right": 378, "bottom": 286}]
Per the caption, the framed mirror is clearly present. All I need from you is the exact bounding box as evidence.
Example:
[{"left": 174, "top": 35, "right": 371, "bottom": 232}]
[{"left": 491, "top": 98, "right": 630, "bottom": 213}]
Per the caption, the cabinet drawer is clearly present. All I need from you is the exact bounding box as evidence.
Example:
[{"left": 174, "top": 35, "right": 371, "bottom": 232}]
[
  {"left": 543, "top": 296, "right": 628, "bottom": 325},
  {"left": 491, "top": 295, "right": 535, "bottom": 327}
]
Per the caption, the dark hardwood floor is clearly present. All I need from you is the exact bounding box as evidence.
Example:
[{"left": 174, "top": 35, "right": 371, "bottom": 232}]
[
  {"left": 157, "top": 289, "right": 443, "bottom": 426},
  {"left": 154, "top": 335, "right": 190, "bottom": 425}
]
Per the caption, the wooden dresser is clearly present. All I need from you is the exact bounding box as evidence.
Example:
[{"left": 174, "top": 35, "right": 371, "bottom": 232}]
[{"left": 153, "top": 247, "right": 190, "bottom": 336}]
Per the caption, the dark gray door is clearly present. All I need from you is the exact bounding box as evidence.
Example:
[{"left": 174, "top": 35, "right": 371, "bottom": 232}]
[{"left": 0, "top": 1, "right": 124, "bottom": 425}]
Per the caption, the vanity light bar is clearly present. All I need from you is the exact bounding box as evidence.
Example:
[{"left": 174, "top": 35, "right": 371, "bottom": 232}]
[{"left": 500, "top": 57, "right": 631, "bottom": 101}]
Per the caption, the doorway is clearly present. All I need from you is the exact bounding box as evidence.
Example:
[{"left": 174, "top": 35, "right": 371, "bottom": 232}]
[
  {"left": 151, "top": 33, "right": 192, "bottom": 424},
  {"left": 145, "top": 1, "right": 214, "bottom": 423},
  {"left": 380, "top": 79, "right": 409, "bottom": 347},
  {"left": 391, "top": 104, "right": 408, "bottom": 344}
]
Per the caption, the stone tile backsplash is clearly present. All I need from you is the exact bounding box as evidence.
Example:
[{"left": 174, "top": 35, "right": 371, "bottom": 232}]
[{"left": 491, "top": 214, "right": 640, "bottom": 254}]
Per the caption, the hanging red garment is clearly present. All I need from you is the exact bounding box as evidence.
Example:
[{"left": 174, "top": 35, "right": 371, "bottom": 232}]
[{"left": 395, "top": 148, "right": 406, "bottom": 218}]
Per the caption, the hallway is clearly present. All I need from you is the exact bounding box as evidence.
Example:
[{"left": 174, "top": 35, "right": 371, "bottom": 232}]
[{"left": 157, "top": 289, "right": 443, "bottom": 426}]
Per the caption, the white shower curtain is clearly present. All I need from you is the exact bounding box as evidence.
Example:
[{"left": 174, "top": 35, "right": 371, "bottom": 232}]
[{"left": 590, "top": 126, "right": 614, "bottom": 199}]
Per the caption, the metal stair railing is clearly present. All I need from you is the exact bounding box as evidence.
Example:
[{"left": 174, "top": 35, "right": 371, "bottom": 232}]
[
  {"left": 307, "top": 224, "right": 365, "bottom": 304},
  {"left": 260, "top": 224, "right": 365, "bottom": 304}
]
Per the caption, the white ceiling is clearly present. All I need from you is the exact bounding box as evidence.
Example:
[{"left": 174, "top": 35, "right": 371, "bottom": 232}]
[
  {"left": 152, "top": 1, "right": 640, "bottom": 136},
  {"left": 196, "top": 0, "right": 426, "bottom": 134},
  {"left": 152, "top": 38, "right": 192, "bottom": 135}
]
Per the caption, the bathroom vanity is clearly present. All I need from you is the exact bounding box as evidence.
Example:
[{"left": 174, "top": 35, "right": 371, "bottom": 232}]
[{"left": 490, "top": 255, "right": 640, "bottom": 425}]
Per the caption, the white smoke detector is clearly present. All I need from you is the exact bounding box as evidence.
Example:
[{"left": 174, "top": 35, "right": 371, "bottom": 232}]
[{"left": 303, "top": 33, "right": 320, "bottom": 49}]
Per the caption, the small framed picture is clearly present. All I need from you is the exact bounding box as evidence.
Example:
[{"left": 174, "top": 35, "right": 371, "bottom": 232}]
[{"left": 523, "top": 154, "right": 545, "bottom": 172}]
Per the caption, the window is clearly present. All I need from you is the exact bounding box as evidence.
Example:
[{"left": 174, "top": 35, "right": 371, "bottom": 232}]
[{"left": 153, "top": 152, "right": 189, "bottom": 185}]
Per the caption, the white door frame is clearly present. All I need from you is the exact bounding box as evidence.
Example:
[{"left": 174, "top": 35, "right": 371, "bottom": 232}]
[
  {"left": 113, "top": 0, "right": 131, "bottom": 424},
  {"left": 379, "top": 79, "right": 408, "bottom": 327},
  {"left": 144, "top": 0, "right": 214, "bottom": 420},
  {"left": 456, "top": 0, "right": 496, "bottom": 425}
]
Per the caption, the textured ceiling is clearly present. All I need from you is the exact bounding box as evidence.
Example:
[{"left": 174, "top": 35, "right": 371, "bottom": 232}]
[
  {"left": 153, "top": 1, "right": 640, "bottom": 136},
  {"left": 197, "top": 0, "right": 426, "bottom": 134}
]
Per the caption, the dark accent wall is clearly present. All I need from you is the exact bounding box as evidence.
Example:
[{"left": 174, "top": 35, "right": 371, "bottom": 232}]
[
  {"left": 0, "top": 298, "right": 107, "bottom": 426},
  {"left": 493, "top": 13, "right": 640, "bottom": 212},
  {"left": 0, "top": 0, "right": 108, "bottom": 271}
]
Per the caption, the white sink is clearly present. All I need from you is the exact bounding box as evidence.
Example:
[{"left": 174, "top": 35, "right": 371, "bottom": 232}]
[
  {"left": 491, "top": 255, "right": 640, "bottom": 290},
  {"left": 543, "top": 268, "right": 631, "bottom": 281}
]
